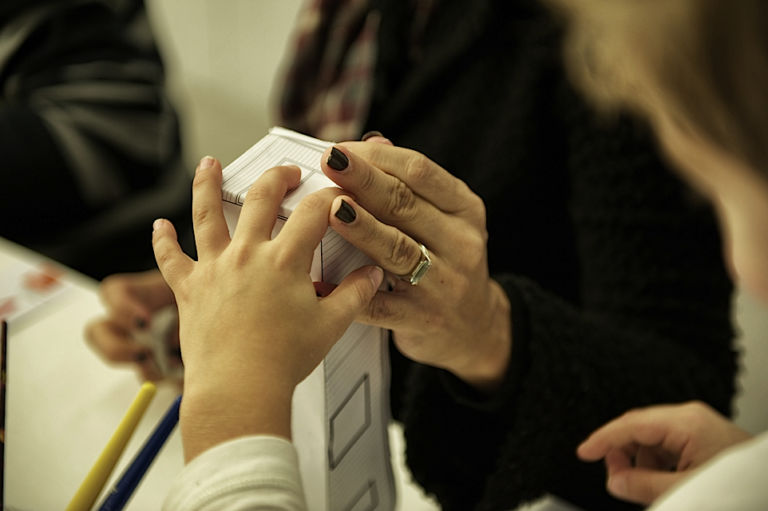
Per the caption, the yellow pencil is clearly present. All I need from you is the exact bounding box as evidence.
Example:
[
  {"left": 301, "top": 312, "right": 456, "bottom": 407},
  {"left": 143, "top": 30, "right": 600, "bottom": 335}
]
[{"left": 65, "top": 382, "right": 157, "bottom": 511}]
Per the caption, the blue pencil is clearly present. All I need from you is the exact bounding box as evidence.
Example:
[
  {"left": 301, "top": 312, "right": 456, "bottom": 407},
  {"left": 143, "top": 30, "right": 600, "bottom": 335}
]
[{"left": 97, "top": 394, "right": 182, "bottom": 511}]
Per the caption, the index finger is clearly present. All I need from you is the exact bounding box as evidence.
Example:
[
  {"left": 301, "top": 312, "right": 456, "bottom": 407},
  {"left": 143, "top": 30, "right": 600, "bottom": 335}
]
[
  {"left": 234, "top": 165, "right": 302, "bottom": 244},
  {"left": 577, "top": 407, "right": 690, "bottom": 461},
  {"left": 337, "top": 141, "right": 475, "bottom": 214},
  {"left": 275, "top": 187, "right": 343, "bottom": 269}
]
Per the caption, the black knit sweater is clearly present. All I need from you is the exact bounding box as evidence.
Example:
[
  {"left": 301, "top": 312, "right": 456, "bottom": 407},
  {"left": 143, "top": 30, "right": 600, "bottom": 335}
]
[{"left": 362, "top": 1, "right": 737, "bottom": 510}]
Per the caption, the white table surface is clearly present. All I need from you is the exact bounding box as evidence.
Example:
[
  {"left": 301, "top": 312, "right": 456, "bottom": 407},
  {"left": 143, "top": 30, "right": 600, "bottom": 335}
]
[{"left": 1, "top": 237, "right": 576, "bottom": 511}]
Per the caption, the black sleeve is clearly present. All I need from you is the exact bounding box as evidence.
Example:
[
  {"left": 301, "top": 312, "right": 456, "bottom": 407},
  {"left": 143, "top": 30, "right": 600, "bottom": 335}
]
[
  {"left": 0, "top": 0, "right": 181, "bottom": 245},
  {"left": 0, "top": 103, "right": 89, "bottom": 238},
  {"left": 398, "top": 92, "right": 736, "bottom": 511}
]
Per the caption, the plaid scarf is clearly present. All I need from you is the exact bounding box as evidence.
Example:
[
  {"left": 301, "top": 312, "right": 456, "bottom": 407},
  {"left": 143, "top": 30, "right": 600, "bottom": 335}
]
[{"left": 278, "top": 0, "right": 436, "bottom": 142}]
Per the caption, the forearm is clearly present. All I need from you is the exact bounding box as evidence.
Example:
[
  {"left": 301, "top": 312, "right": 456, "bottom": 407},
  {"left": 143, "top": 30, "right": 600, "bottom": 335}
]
[{"left": 181, "top": 366, "right": 296, "bottom": 463}]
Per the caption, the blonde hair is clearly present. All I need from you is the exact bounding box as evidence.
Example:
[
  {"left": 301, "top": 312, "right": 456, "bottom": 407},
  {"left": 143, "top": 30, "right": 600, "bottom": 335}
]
[{"left": 547, "top": 0, "right": 768, "bottom": 175}]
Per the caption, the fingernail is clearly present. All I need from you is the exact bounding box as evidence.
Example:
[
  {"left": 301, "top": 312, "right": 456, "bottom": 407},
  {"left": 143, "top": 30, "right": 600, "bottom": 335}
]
[
  {"left": 361, "top": 130, "right": 383, "bottom": 141},
  {"left": 334, "top": 199, "right": 356, "bottom": 223},
  {"left": 327, "top": 147, "right": 349, "bottom": 171},
  {"left": 153, "top": 218, "right": 165, "bottom": 232},
  {"left": 135, "top": 317, "right": 147, "bottom": 330},
  {"left": 369, "top": 266, "right": 384, "bottom": 288},
  {"left": 198, "top": 156, "right": 215, "bottom": 171}
]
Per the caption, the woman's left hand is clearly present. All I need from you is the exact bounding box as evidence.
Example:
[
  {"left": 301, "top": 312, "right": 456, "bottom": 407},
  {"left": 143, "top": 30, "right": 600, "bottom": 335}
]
[{"left": 322, "top": 141, "right": 512, "bottom": 390}]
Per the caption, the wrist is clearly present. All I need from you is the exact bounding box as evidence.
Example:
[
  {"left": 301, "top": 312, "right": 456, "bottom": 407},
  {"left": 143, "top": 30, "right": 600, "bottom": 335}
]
[
  {"left": 180, "top": 368, "right": 296, "bottom": 462},
  {"left": 452, "top": 280, "right": 512, "bottom": 392}
]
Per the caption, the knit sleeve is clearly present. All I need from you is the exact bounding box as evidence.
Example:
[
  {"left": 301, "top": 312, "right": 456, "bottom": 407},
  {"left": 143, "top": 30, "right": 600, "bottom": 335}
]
[{"left": 398, "top": 92, "right": 736, "bottom": 510}]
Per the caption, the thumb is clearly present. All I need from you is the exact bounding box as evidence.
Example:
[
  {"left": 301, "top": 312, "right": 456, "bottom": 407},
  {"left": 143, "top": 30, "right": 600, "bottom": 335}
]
[
  {"left": 361, "top": 131, "right": 393, "bottom": 145},
  {"left": 607, "top": 468, "right": 686, "bottom": 506},
  {"left": 324, "top": 266, "right": 384, "bottom": 323},
  {"left": 152, "top": 218, "right": 193, "bottom": 291}
]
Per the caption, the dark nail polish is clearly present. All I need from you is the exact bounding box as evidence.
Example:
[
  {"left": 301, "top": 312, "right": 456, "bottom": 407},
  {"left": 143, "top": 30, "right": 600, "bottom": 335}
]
[
  {"left": 327, "top": 147, "right": 349, "bottom": 171},
  {"left": 361, "top": 130, "right": 383, "bottom": 141},
  {"left": 335, "top": 199, "right": 356, "bottom": 223},
  {"left": 135, "top": 317, "right": 147, "bottom": 330}
]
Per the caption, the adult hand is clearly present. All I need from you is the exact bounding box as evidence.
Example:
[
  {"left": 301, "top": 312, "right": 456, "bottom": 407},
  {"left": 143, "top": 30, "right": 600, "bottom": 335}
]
[
  {"left": 152, "top": 157, "right": 383, "bottom": 461},
  {"left": 85, "top": 270, "right": 177, "bottom": 381},
  {"left": 577, "top": 401, "right": 753, "bottom": 505},
  {"left": 322, "top": 141, "right": 511, "bottom": 391}
]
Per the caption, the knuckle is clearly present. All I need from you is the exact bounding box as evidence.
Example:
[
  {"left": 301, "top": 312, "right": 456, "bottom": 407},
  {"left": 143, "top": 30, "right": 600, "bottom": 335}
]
[
  {"left": 684, "top": 400, "right": 708, "bottom": 412},
  {"left": 352, "top": 279, "right": 373, "bottom": 307},
  {"left": 270, "top": 245, "right": 295, "bottom": 271},
  {"left": 243, "top": 181, "right": 272, "bottom": 205},
  {"left": 681, "top": 401, "right": 715, "bottom": 431},
  {"left": 298, "top": 191, "right": 330, "bottom": 213},
  {"left": 367, "top": 297, "right": 402, "bottom": 323},
  {"left": 356, "top": 220, "right": 379, "bottom": 245},
  {"left": 191, "top": 204, "right": 214, "bottom": 228},
  {"left": 154, "top": 248, "right": 178, "bottom": 276},
  {"left": 192, "top": 167, "right": 215, "bottom": 191},
  {"left": 621, "top": 408, "right": 642, "bottom": 422},
  {"left": 404, "top": 153, "right": 432, "bottom": 186},
  {"left": 472, "top": 195, "right": 488, "bottom": 224},
  {"left": 390, "top": 233, "right": 416, "bottom": 271},
  {"left": 463, "top": 191, "right": 488, "bottom": 225},
  {"left": 681, "top": 400, "right": 710, "bottom": 420},
  {"left": 357, "top": 163, "right": 378, "bottom": 193},
  {"left": 386, "top": 179, "right": 417, "bottom": 219},
  {"left": 449, "top": 228, "right": 486, "bottom": 274},
  {"left": 463, "top": 229, "right": 487, "bottom": 262},
  {"left": 228, "top": 242, "right": 254, "bottom": 269},
  {"left": 99, "top": 274, "right": 125, "bottom": 299}
]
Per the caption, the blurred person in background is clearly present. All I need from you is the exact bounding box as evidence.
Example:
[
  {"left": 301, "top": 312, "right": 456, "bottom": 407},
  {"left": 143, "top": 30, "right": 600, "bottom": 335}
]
[
  {"left": 0, "top": 0, "right": 190, "bottom": 279},
  {"left": 89, "top": 1, "right": 738, "bottom": 510},
  {"left": 547, "top": 0, "right": 768, "bottom": 509}
]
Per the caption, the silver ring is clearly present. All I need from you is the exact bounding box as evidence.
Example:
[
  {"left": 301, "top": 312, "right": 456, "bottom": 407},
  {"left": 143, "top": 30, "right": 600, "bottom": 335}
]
[{"left": 406, "top": 243, "right": 432, "bottom": 286}]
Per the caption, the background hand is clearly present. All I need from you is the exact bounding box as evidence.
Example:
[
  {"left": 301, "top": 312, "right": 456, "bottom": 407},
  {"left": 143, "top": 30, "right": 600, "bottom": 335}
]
[
  {"left": 577, "top": 401, "right": 753, "bottom": 505},
  {"left": 323, "top": 142, "right": 511, "bottom": 390},
  {"left": 152, "top": 157, "right": 383, "bottom": 461},
  {"left": 85, "top": 270, "right": 177, "bottom": 381}
]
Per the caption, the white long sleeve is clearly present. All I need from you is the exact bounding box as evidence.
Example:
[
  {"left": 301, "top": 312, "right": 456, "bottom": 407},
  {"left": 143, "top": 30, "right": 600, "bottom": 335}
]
[
  {"left": 650, "top": 431, "right": 768, "bottom": 511},
  {"left": 163, "top": 435, "right": 308, "bottom": 511}
]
